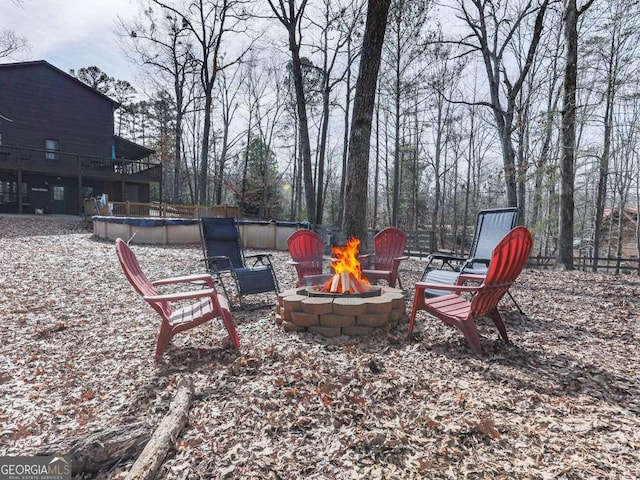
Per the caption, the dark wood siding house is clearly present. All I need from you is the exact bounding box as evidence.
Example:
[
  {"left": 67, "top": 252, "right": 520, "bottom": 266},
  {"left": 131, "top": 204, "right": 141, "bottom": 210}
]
[{"left": 0, "top": 60, "right": 160, "bottom": 215}]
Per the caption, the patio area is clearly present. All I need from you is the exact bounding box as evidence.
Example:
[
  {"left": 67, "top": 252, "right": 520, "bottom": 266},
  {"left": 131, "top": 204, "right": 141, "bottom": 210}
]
[{"left": 0, "top": 216, "right": 638, "bottom": 479}]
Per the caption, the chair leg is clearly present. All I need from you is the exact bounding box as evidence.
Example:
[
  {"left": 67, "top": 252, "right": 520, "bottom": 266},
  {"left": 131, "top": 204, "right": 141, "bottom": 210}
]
[
  {"left": 507, "top": 290, "right": 524, "bottom": 315},
  {"left": 458, "top": 320, "right": 483, "bottom": 356},
  {"left": 221, "top": 310, "right": 240, "bottom": 348},
  {"left": 155, "top": 323, "right": 174, "bottom": 362},
  {"left": 407, "top": 288, "right": 425, "bottom": 339},
  {"left": 488, "top": 308, "right": 509, "bottom": 343}
]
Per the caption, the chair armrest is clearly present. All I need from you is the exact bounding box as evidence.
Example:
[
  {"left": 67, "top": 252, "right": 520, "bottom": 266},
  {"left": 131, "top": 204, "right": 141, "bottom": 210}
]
[
  {"left": 414, "top": 281, "right": 481, "bottom": 294},
  {"left": 465, "top": 257, "right": 490, "bottom": 267},
  {"left": 388, "top": 256, "right": 409, "bottom": 272},
  {"left": 245, "top": 253, "right": 273, "bottom": 260},
  {"left": 427, "top": 251, "right": 466, "bottom": 262},
  {"left": 245, "top": 253, "right": 274, "bottom": 269},
  {"left": 200, "top": 255, "right": 230, "bottom": 264},
  {"left": 144, "top": 288, "right": 218, "bottom": 302},
  {"left": 456, "top": 273, "right": 486, "bottom": 285},
  {"left": 423, "top": 252, "right": 466, "bottom": 271},
  {"left": 152, "top": 274, "right": 215, "bottom": 287}
]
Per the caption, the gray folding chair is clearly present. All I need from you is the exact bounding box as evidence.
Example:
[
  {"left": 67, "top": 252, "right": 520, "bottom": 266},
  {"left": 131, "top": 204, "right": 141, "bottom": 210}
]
[
  {"left": 420, "top": 207, "right": 524, "bottom": 314},
  {"left": 200, "top": 217, "right": 279, "bottom": 309}
]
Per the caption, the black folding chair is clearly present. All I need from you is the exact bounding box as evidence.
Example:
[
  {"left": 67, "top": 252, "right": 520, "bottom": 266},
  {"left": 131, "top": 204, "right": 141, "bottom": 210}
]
[
  {"left": 200, "top": 217, "right": 279, "bottom": 309},
  {"left": 420, "top": 207, "right": 525, "bottom": 314}
]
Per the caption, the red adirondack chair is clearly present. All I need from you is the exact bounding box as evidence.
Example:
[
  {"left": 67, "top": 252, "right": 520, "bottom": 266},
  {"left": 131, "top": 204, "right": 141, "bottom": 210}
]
[
  {"left": 407, "top": 226, "right": 532, "bottom": 356},
  {"left": 115, "top": 238, "right": 240, "bottom": 361},
  {"left": 360, "top": 227, "right": 409, "bottom": 289},
  {"left": 286, "top": 229, "right": 332, "bottom": 287}
]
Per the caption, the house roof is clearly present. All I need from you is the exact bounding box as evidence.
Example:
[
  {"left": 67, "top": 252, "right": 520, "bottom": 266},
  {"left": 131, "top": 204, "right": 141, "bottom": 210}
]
[
  {"left": 603, "top": 206, "right": 638, "bottom": 223},
  {"left": 114, "top": 135, "right": 155, "bottom": 160},
  {"left": 0, "top": 60, "right": 119, "bottom": 107}
]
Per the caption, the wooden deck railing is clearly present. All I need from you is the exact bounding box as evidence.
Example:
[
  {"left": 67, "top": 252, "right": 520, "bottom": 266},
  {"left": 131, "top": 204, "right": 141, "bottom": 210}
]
[{"left": 84, "top": 199, "right": 239, "bottom": 219}]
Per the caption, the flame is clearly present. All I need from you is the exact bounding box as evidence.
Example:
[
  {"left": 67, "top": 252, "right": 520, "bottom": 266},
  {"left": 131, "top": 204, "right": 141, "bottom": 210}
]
[
  {"left": 330, "top": 237, "right": 368, "bottom": 281},
  {"left": 320, "top": 237, "right": 370, "bottom": 294}
]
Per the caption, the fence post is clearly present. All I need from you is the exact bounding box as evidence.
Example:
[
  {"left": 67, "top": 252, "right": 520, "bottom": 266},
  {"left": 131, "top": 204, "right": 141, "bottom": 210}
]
[{"left": 126, "top": 201, "right": 130, "bottom": 216}]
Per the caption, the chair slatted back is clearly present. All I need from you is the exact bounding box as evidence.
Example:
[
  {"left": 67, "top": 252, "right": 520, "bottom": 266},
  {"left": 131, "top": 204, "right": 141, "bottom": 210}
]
[
  {"left": 373, "top": 228, "right": 407, "bottom": 271},
  {"left": 200, "top": 217, "right": 244, "bottom": 271},
  {"left": 469, "top": 227, "right": 532, "bottom": 318},
  {"left": 287, "top": 229, "right": 324, "bottom": 277},
  {"left": 115, "top": 238, "right": 172, "bottom": 319}
]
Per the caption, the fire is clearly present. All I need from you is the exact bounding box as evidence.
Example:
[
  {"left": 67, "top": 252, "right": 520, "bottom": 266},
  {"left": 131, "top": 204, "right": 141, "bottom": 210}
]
[{"left": 321, "top": 237, "right": 371, "bottom": 294}]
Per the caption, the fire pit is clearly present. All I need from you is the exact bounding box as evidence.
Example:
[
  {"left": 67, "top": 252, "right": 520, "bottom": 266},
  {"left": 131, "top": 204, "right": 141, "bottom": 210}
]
[
  {"left": 276, "top": 237, "right": 406, "bottom": 337},
  {"left": 275, "top": 286, "right": 405, "bottom": 337}
]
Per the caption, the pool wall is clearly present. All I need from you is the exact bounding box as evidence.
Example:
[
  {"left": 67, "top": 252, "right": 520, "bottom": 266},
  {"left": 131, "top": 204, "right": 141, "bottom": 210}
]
[{"left": 92, "top": 216, "right": 306, "bottom": 250}]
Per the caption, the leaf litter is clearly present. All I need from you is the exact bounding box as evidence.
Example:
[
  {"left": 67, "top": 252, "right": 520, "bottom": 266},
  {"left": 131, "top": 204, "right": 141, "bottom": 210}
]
[{"left": 0, "top": 216, "right": 638, "bottom": 479}]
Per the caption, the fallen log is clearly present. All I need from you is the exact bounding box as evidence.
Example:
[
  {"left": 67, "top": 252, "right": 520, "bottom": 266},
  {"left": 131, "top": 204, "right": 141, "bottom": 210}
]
[
  {"left": 37, "top": 422, "right": 154, "bottom": 475},
  {"left": 126, "top": 376, "right": 195, "bottom": 480}
]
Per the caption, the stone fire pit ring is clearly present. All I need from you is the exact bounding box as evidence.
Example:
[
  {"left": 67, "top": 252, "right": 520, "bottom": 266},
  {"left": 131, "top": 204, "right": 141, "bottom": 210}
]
[{"left": 275, "top": 286, "right": 406, "bottom": 337}]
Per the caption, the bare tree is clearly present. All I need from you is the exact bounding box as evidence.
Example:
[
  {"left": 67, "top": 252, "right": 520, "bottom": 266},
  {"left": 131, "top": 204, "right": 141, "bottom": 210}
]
[
  {"left": 381, "top": 0, "right": 430, "bottom": 227},
  {"left": 557, "top": 0, "right": 596, "bottom": 270},
  {"left": 150, "top": 0, "right": 250, "bottom": 205},
  {"left": 120, "top": 5, "right": 198, "bottom": 203},
  {"left": 585, "top": 0, "right": 640, "bottom": 271},
  {"left": 214, "top": 65, "right": 244, "bottom": 204},
  {"left": 307, "top": 0, "right": 364, "bottom": 225},
  {"left": 0, "top": 29, "right": 28, "bottom": 58},
  {"left": 267, "top": 0, "right": 317, "bottom": 223},
  {"left": 452, "top": 0, "right": 550, "bottom": 207},
  {"left": 343, "top": 0, "right": 391, "bottom": 247}
]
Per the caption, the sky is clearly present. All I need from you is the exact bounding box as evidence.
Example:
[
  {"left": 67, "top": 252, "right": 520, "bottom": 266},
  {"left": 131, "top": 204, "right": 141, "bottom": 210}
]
[{"left": 3, "top": 0, "right": 140, "bottom": 85}]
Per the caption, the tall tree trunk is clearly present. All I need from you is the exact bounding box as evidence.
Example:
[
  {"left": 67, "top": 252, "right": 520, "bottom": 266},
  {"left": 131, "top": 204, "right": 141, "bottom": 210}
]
[
  {"left": 173, "top": 109, "right": 183, "bottom": 204},
  {"left": 338, "top": 38, "right": 352, "bottom": 228},
  {"left": 558, "top": 0, "right": 595, "bottom": 269},
  {"left": 391, "top": 24, "right": 401, "bottom": 227},
  {"left": 558, "top": 0, "right": 578, "bottom": 270},
  {"left": 343, "top": 0, "right": 391, "bottom": 248},
  {"left": 372, "top": 95, "right": 380, "bottom": 229},
  {"left": 315, "top": 81, "right": 330, "bottom": 224},
  {"left": 592, "top": 32, "right": 617, "bottom": 272},
  {"left": 240, "top": 110, "right": 252, "bottom": 215}
]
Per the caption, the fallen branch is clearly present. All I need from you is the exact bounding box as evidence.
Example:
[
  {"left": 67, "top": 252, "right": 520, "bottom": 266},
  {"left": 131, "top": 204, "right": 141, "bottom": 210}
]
[
  {"left": 37, "top": 422, "right": 154, "bottom": 474},
  {"left": 126, "top": 376, "right": 195, "bottom": 480}
]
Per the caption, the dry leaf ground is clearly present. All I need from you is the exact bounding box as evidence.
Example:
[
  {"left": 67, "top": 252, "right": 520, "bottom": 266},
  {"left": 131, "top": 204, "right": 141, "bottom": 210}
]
[{"left": 1, "top": 215, "right": 638, "bottom": 479}]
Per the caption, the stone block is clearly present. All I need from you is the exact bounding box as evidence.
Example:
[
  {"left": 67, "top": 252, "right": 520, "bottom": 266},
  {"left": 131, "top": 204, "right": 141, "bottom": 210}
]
[
  {"left": 301, "top": 297, "right": 334, "bottom": 315},
  {"left": 357, "top": 313, "right": 390, "bottom": 328},
  {"left": 333, "top": 297, "right": 368, "bottom": 316},
  {"left": 320, "top": 314, "right": 356, "bottom": 328},
  {"left": 308, "top": 325, "right": 342, "bottom": 337},
  {"left": 282, "top": 294, "right": 307, "bottom": 312},
  {"left": 389, "top": 308, "right": 406, "bottom": 321},
  {"left": 280, "top": 307, "right": 292, "bottom": 322},
  {"left": 282, "top": 321, "right": 306, "bottom": 332},
  {"left": 291, "top": 311, "right": 320, "bottom": 327},
  {"left": 278, "top": 288, "right": 301, "bottom": 301},
  {"left": 365, "top": 296, "right": 393, "bottom": 314},
  {"left": 342, "top": 325, "right": 375, "bottom": 336}
]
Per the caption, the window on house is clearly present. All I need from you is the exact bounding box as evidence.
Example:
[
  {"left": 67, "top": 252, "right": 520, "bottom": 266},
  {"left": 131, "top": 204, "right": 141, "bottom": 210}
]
[
  {"left": 82, "top": 186, "right": 94, "bottom": 199},
  {"left": 0, "top": 181, "right": 17, "bottom": 204},
  {"left": 45, "top": 139, "right": 60, "bottom": 160},
  {"left": 53, "top": 186, "right": 64, "bottom": 201}
]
